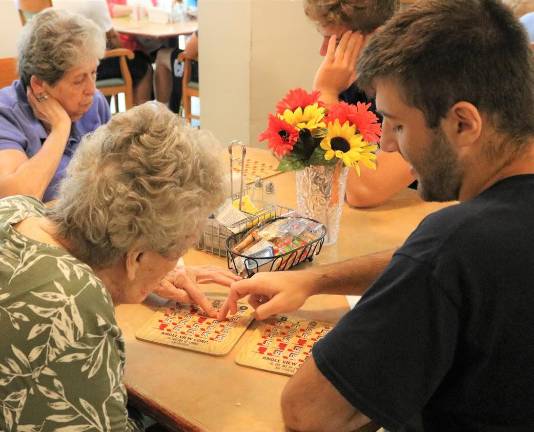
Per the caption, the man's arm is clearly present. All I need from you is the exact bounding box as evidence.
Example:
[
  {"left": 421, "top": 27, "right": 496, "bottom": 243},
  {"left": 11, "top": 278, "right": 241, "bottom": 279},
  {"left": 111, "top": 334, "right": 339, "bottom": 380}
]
[
  {"left": 218, "top": 250, "right": 393, "bottom": 320},
  {"left": 282, "top": 355, "right": 370, "bottom": 432}
]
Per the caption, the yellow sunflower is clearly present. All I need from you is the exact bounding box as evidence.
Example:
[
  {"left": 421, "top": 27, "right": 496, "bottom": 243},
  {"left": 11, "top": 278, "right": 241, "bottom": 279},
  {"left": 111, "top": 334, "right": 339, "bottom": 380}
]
[
  {"left": 320, "top": 120, "right": 378, "bottom": 175},
  {"left": 279, "top": 103, "right": 326, "bottom": 130}
]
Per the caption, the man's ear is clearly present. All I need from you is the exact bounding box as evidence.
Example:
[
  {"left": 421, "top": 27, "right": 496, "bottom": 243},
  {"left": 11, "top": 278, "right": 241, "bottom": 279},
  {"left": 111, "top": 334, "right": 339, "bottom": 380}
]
[
  {"left": 125, "top": 250, "right": 144, "bottom": 281},
  {"left": 442, "top": 101, "right": 483, "bottom": 150},
  {"left": 29, "top": 75, "right": 47, "bottom": 94}
]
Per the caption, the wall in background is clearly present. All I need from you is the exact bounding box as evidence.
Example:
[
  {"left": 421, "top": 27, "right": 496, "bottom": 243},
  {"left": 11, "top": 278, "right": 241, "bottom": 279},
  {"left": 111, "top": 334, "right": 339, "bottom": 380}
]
[
  {"left": 0, "top": 1, "right": 22, "bottom": 57},
  {"left": 200, "top": 0, "right": 322, "bottom": 148}
]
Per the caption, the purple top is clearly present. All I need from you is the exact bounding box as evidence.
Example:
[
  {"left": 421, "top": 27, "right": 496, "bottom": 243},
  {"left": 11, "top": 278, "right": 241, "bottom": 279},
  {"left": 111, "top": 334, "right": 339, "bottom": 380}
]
[{"left": 0, "top": 80, "right": 110, "bottom": 201}]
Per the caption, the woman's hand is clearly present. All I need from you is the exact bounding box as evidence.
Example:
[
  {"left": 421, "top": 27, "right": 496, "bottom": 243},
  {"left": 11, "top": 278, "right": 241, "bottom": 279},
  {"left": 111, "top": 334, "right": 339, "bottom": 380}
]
[
  {"left": 27, "top": 87, "right": 71, "bottom": 133},
  {"left": 154, "top": 265, "right": 241, "bottom": 317},
  {"left": 313, "top": 31, "right": 367, "bottom": 105}
]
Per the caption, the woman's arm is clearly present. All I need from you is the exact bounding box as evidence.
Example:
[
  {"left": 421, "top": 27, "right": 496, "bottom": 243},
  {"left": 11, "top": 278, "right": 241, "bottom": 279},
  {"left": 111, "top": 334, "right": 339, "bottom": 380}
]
[
  {"left": 0, "top": 88, "right": 71, "bottom": 201},
  {"left": 346, "top": 151, "right": 416, "bottom": 208},
  {"left": 313, "top": 32, "right": 366, "bottom": 105}
]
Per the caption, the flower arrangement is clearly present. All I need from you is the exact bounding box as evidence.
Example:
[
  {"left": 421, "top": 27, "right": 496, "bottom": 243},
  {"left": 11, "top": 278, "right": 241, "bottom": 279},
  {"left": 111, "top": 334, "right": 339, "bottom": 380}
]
[{"left": 259, "top": 88, "right": 381, "bottom": 174}]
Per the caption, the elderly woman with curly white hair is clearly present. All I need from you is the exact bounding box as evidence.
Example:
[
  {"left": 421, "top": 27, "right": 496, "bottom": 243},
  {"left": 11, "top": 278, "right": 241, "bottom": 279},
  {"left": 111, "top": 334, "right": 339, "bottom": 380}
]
[
  {"left": 0, "top": 102, "right": 238, "bottom": 431},
  {"left": 0, "top": 8, "right": 110, "bottom": 202}
]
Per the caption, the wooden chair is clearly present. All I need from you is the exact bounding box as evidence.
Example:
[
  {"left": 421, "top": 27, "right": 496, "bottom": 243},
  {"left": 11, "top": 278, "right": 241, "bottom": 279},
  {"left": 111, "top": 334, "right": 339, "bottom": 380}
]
[
  {"left": 17, "top": 0, "right": 52, "bottom": 25},
  {"left": 97, "top": 48, "right": 135, "bottom": 111},
  {"left": 0, "top": 58, "right": 18, "bottom": 89},
  {"left": 182, "top": 58, "right": 199, "bottom": 123}
]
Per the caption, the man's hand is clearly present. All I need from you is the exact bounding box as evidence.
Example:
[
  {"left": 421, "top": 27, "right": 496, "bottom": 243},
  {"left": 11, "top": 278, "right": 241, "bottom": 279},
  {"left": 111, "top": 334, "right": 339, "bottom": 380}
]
[
  {"left": 313, "top": 31, "right": 367, "bottom": 105},
  {"left": 154, "top": 265, "right": 241, "bottom": 317},
  {"left": 217, "top": 270, "right": 319, "bottom": 321}
]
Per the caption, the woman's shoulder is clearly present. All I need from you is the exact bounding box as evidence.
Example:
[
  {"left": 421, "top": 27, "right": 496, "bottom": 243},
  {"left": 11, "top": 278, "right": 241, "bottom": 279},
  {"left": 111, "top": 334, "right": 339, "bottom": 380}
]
[
  {"left": 0, "top": 195, "right": 46, "bottom": 227},
  {"left": 0, "top": 81, "right": 29, "bottom": 114}
]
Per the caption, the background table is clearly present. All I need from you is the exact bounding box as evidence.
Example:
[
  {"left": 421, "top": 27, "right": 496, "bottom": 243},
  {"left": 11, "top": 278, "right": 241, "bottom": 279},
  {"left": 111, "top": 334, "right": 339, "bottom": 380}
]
[
  {"left": 112, "top": 17, "right": 198, "bottom": 38},
  {"left": 116, "top": 149, "right": 452, "bottom": 432}
]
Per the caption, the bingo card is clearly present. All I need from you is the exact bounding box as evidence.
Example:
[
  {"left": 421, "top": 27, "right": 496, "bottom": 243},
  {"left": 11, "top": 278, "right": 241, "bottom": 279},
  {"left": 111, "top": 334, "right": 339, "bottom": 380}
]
[
  {"left": 233, "top": 158, "right": 280, "bottom": 184},
  {"left": 136, "top": 298, "right": 254, "bottom": 356},
  {"left": 235, "top": 315, "right": 333, "bottom": 376}
]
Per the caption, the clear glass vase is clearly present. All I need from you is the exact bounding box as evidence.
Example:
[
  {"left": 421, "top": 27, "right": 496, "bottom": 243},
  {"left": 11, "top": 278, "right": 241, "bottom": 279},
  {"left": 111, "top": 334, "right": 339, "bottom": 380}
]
[{"left": 296, "top": 163, "right": 349, "bottom": 245}]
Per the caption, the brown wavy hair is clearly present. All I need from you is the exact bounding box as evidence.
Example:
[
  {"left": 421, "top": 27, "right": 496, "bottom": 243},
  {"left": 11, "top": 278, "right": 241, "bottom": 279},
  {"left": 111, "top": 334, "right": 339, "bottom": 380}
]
[
  {"left": 358, "top": 0, "right": 534, "bottom": 147},
  {"left": 304, "top": 0, "right": 400, "bottom": 33}
]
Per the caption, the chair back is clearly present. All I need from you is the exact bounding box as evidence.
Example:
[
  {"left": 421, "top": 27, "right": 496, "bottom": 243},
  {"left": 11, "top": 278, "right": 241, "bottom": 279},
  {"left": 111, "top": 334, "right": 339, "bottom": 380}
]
[
  {"left": 96, "top": 48, "right": 135, "bottom": 111},
  {"left": 0, "top": 58, "right": 18, "bottom": 89},
  {"left": 182, "top": 58, "right": 199, "bottom": 123},
  {"left": 18, "top": 0, "right": 53, "bottom": 25}
]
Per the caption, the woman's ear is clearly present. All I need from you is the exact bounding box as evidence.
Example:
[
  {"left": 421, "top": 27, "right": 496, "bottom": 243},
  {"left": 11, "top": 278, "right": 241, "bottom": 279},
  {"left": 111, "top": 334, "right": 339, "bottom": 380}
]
[
  {"left": 442, "top": 101, "right": 483, "bottom": 150},
  {"left": 29, "top": 75, "right": 46, "bottom": 94},
  {"left": 125, "top": 250, "right": 144, "bottom": 281}
]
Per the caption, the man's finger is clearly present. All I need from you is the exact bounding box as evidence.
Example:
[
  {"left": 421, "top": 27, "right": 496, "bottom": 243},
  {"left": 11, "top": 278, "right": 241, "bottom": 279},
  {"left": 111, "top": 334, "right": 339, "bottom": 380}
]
[
  {"left": 217, "top": 279, "right": 261, "bottom": 319},
  {"left": 217, "top": 298, "right": 230, "bottom": 321},
  {"left": 254, "top": 294, "right": 288, "bottom": 320}
]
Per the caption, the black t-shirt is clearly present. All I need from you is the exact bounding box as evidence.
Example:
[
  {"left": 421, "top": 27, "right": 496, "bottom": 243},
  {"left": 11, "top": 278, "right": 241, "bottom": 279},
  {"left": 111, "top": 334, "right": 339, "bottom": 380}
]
[{"left": 313, "top": 175, "right": 534, "bottom": 431}]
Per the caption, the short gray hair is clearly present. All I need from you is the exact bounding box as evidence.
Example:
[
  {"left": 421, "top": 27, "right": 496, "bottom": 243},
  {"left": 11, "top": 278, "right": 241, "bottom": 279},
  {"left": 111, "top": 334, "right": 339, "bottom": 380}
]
[
  {"left": 48, "top": 102, "right": 227, "bottom": 268},
  {"left": 18, "top": 8, "right": 105, "bottom": 86}
]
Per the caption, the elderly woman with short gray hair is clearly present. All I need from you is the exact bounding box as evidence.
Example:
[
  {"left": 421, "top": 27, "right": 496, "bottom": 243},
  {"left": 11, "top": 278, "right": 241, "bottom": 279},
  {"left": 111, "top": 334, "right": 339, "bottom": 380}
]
[
  {"left": 0, "top": 8, "right": 110, "bottom": 202},
  {"left": 0, "top": 102, "right": 238, "bottom": 430}
]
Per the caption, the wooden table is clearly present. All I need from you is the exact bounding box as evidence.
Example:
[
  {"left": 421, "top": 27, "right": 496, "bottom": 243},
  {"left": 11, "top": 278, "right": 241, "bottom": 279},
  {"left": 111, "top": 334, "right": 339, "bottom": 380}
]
[
  {"left": 115, "top": 149, "right": 452, "bottom": 432},
  {"left": 112, "top": 17, "right": 198, "bottom": 38}
]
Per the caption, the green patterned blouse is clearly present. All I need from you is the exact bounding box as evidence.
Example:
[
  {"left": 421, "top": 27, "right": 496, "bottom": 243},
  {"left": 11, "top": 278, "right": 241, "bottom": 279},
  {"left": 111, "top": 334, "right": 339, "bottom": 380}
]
[{"left": 0, "top": 196, "right": 139, "bottom": 432}]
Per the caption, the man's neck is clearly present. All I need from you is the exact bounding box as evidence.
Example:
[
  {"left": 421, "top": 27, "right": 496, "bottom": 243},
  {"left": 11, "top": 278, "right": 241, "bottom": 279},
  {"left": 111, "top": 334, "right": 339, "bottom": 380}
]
[{"left": 459, "top": 136, "right": 534, "bottom": 201}]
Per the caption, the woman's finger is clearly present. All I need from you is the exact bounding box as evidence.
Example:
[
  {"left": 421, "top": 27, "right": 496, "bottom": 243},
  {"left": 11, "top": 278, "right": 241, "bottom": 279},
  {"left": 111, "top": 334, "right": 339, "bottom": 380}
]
[{"left": 179, "top": 276, "right": 217, "bottom": 317}]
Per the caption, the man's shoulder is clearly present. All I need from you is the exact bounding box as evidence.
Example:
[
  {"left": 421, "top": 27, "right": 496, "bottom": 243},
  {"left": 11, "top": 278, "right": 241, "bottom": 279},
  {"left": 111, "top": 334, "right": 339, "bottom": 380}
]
[{"left": 399, "top": 175, "right": 534, "bottom": 263}]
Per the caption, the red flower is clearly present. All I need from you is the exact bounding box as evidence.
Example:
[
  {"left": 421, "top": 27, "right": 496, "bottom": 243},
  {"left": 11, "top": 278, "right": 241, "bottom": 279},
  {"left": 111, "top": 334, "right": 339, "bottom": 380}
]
[
  {"left": 325, "top": 101, "right": 382, "bottom": 143},
  {"left": 276, "top": 88, "right": 324, "bottom": 114},
  {"left": 258, "top": 115, "right": 299, "bottom": 157},
  {"left": 324, "top": 101, "right": 354, "bottom": 126},
  {"left": 349, "top": 102, "right": 382, "bottom": 143}
]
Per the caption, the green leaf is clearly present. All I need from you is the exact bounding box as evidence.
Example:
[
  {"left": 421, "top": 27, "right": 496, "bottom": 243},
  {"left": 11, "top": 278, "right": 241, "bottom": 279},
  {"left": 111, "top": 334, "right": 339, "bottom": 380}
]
[
  {"left": 308, "top": 147, "right": 338, "bottom": 166},
  {"left": 277, "top": 155, "right": 306, "bottom": 172}
]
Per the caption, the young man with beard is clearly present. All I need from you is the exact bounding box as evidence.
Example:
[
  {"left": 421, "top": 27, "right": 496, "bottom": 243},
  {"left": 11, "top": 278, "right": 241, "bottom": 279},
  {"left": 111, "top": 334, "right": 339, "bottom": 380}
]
[{"left": 220, "top": 0, "right": 534, "bottom": 430}]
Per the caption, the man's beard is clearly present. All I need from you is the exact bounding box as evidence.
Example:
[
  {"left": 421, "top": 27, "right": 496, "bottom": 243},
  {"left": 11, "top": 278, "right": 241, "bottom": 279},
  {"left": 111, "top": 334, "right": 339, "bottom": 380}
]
[{"left": 417, "top": 128, "right": 463, "bottom": 202}]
